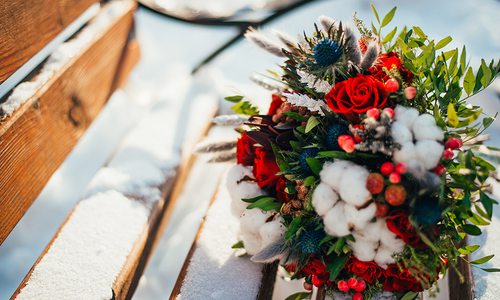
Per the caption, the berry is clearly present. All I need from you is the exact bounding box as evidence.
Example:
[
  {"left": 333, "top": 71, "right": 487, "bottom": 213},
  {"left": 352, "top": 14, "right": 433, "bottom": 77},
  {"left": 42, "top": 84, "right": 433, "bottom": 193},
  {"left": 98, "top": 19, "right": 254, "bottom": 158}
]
[
  {"left": 298, "top": 228, "right": 324, "bottom": 254},
  {"left": 314, "top": 39, "right": 343, "bottom": 66},
  {"left": 413, "top": 196, "right": 442, "bottom": 225},
  {"left": 385, "top": 185, "right": 407, "bottom": 206},
  {"left": 389, "top": 172, "right": 401, "bottom": 184},
  {"left": 434, "top": 164, "right": 446, "bottom": 176},
  {"left": 375, "top": 203, "right": 389, "bottom": 217},
  {"left": 382, "top": 107, "right": 395, "bottom": 118},
  {"left": 354, "top": 279, "right": 366, "bottom": 292},
  {"left": 380, "top": 162, "right": 394, "bottom": 175},
  {"left": 338, "top": 135, "right": 356, "bottom": 153},
  {"left": 352, "top": 124, "right": 364, "bottom": 143},
  {"left": 385, "top": 78, "right": 399, "bottom": 93},
  {"left": 395, "top": 163, "right": 407, "bottom": 174},
  {"left": 337, "top": 280, "right": 350, "bottom": 292},
  {"left": 303, "top": 282, "right": 313, "bottom": 291},
  {"left": 312, "top": 275, "right": 324, "bottom": 287},
  {"left": 299, "top": 148, "right": 319, "bottom": 173},
  {"left": 366, "top": 108, "right": 380, "bottom": 120},
  {"left": 326, "top": 124, "right": 349, "bottom": 149},
  {"left": 347, "top": 278, "right": 358, "bottom": 289},
  {"left": 404, "top": 86, "right": 417, "bottom": 100},
  {"left": 366, "top": 173, "right": 385, "bottom": 194},
  {"left": 443, "top": 148, "right": 454, "bottom": 160},
  {"left": 445, "top": 137, "right": 463, "bottom": 150},
  {"left": 353, "top": 293, "right": 364, "bottom": 300}
]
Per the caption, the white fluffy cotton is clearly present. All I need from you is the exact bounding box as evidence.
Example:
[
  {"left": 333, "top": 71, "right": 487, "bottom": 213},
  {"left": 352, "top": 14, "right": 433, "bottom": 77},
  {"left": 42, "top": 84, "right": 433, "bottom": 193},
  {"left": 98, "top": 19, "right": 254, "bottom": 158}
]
[
  {"left": 391, "top": 121, "right": 413, "bottom": 144},
  {"left": 349, "top": 239, "right": 377, "bottom": 261},
  {"left": 412, "top": 114, "right": 444, "bottom": 141},
  {"left": 319, "top": 160, "right": 351, "bottom": 191},
  {"left": 259, "top": 218, "right": 285, "bottom": 247},
  {"left": 338, "top": 165, "right": 371, "bottom": 206},
  {"left": 226, "top": 165, "right": 264, "bottom": 217},
  {"left": 415, "top": 140, "right": 444, "bottom": 170},
  {"left": 312, "top": 183, "right": 339, "bottom": 216},
  {"left": 345, "top": 203, "right": 376, "bottom": 231},
  {"left": 240, "top": 209, "right": 271, "bottom": 235},
  {"left": 240, "top": 232, "right": 263, "bottom": 256},
  {"left": 395, "top": 105, "right": 419, "bottom": 128},
  {"left": 323, "top": 202, "right": 350, "bottom": 237}
]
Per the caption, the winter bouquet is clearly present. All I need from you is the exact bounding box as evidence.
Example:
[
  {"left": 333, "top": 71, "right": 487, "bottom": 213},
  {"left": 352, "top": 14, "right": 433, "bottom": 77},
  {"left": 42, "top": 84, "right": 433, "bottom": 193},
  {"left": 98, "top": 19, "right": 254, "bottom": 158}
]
[{"left": 201, "top": 5, "right": 500, "bottom": 300}]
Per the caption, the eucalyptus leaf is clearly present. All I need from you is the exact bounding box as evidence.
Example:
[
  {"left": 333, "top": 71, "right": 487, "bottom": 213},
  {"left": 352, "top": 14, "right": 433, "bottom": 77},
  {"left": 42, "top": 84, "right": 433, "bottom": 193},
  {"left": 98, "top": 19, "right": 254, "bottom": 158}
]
[
  {"left": 305, "top": 116, "right": 320, "bottom": 133},
  {"left": 381, "top": 7, "right": 397, "bottom": 27},
  {"left": 435, "top": 36, "right": 452, "bottom": 50},
  {"left": 470, "top": 254, "right": 494, "bottom": 265},
  {"left": 463, "top": 67, "right": 475, "bottom": 95}
]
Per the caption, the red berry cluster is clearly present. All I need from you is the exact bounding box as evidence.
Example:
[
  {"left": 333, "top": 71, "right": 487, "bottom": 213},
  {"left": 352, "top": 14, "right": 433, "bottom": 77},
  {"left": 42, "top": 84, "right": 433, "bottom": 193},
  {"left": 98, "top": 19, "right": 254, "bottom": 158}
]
[
  {"left": 366, "top": 162, "right": 408, "bottom": 215},
  {"left": 434, "top": 137, "right": 462, "bottom": 176},
  {"left": 337, "top": 278, "right": 366, "bottom": 299}
]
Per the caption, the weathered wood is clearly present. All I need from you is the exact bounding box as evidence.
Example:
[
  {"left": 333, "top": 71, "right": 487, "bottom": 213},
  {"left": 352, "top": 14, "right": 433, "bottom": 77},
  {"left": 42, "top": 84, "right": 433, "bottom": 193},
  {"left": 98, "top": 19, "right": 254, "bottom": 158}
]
[
  {"left": 0, "top": 0, "right": 137, "bottom": 245},
  {"left": 0, "top": 0, "right": 98, "bottom": 83},
  {"left": 449, "top": 257, "right": 474, "bottom": 300},
  {"left": 257, "top": 262, "right": 279, "bottom": 300}
]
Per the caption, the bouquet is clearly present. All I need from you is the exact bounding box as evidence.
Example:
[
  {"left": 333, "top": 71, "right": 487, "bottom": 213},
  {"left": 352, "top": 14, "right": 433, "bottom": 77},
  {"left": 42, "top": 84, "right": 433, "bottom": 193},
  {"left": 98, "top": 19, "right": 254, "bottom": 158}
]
[{"left": 202, "top": 5, "right": 499, "bottom": 300}]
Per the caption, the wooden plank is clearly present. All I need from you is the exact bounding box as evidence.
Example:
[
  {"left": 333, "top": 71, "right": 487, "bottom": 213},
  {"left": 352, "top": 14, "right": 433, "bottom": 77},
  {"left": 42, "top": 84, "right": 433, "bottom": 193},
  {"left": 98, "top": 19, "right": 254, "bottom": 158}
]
[
  {"left": 0, "top": 0, "right": 138, "bottom": 245},
  {"left": 449, "top": 257, "right": 474, "bottom": 300},
  {"left": 0, "top": 0, "right": 98, "bottom": 84}
]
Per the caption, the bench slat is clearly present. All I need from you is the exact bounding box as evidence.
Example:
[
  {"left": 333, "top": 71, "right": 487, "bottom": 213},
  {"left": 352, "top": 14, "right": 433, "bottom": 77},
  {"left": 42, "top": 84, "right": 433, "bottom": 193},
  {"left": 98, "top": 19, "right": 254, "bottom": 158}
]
[
  {"left": 0, "top": 0, "right": 138, "bottom": 245},
  {"left": 0, "top": 0, "right": 98, "bottom": 84}
]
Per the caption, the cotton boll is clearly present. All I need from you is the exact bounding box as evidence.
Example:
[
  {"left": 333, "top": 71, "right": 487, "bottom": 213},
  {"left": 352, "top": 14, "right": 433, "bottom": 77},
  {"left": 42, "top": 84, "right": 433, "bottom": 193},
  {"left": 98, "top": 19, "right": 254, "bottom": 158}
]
[
  {"left": 393, "top": 142, "right": 417, "bottom": 164},
  {"left": 353, "top": 218, "right": 385, "bottom": 243},
  {"left": 349, "top": 239, "right": 377, "bottom": 261},
  {"left": 231, "top": 196, "right": 250, "bottom": 217},
  {"left": 312, "top": 183, "right": 339, "bottom": 216},
  {"left": 391, "top": 121, "right": 413, "bottom": 145},
  {"left": 379, "top": 225, "right": 405, "bottom": 253},
  {"left": 226, "top": 165, "right": 264, "bottom": 216},
  {"left": 413, "top": 125, "right": 444, "bottom": 141},
  {"left": 345, "top": 203, "right": 376, "bottom": 231},
  {"left": 395, "top": 105, "right": 419, "bottom": 128},
  {"left": 374, "top": 246, "right": 397, "bottom": 268},
  {"left": 415, "top": 140, "right": 444, "bottom": 169},
  {"left": 240, "top": 209, "right": 271, "bottom": 234},
  {"left": 320, "top": 160, "right": 352, "bottom": 191},
  {"left": 226, "top": 164, "right": 253, "bottom": 182},
  {"left": 240, "top": 232, "right": 263, "bottom": 255},
  {"left": 338, "top": 165, "right": 371, "bottom": 206},
  {"left": 324, "top": 202, "right": 350, "bottom": 237},
  {"left": 412, "top": 114, "right": 437, "bottom": 129},
  {"left": 259, "top": 219, "right": 285, "bottom": 247}
]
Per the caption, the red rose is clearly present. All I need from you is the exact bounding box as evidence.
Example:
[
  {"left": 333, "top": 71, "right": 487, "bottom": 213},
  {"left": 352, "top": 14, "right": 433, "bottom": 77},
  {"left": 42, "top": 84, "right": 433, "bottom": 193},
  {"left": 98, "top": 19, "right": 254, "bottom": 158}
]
[
  {"left": 382, "top": 264, "right": 423, "bottom": 292},
  {"left": 369, "top": 52, "right": 413, "bottom": 83},
  {"left": 325, "top": 74, "right": 388, "bottom": 115},
  {"left": 346, "top": 256, "right": 383, "bottom": 284},
  {"left": 311, "top": 273, "right": 329, "bottom": 287},
  {"left": 252, "top": 147, "right": 280, "bottom": 190},
  {"left": 386, "top": 211, "right": 426, "bottom": 248},
  {"left": 268, "top": 94, "right": 285, "bottom": 116},
  {"left": 275, "top": 177, "right": 291, "bottom": 203},
  {"left": 236, "top": 131, "right": 255, "bottom": 166},
  {"left": 301, "top": 259, "right": 327, "bottom": 276}
]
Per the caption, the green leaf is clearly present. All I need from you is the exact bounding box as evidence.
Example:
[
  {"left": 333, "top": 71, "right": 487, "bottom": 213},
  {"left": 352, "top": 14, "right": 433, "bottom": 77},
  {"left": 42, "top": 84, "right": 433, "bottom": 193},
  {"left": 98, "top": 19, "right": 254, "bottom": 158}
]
[
  {"left": 306, "top": 158, "right": 322, "bottom": 175},
  {"left": 231, "top": 100, "right": 260, "bottom": 115},
  {"left": 224, "top": 95, "right": 244, "bottom": 103},
  {"left": 483, "top": 116, "right": 495, "bottom": 129},
  {"left": 470, "top": 254, "right": 494, "bottom": 265},
  {"left": 412, "top": 26, "right": 426, "bottom": 39},
  {"left": 435, "top": 36, "right": 452, "bottom": 50},
  {"left": 458, "top": 244, "right": 480, "bottom": 255},
  {"left": 480, "top": 268, "right": 500, "bottom": 272},
  {"left": 318, "top": 151, "right": 376, "bottom": 160},
  {"left": 401, "top": 292, "right": 419, "bottom": 300},
  {"left": 463, "top": 67, "right": 475, "bottom": 95},
  {"left": 370, "top": 3, "right": 380, "bottom": 24},
  {"left": 305, "top": 116, "right": 320, "bottom": 133},
  {"left": 462, "top": 224, "right": 482, "bottom": 236},
  {"left": 480, "top": 192, "right": 494, "bottom": 219},
  {"left": 304, "top": 176, "right": 316, "bottom": 187},
  {"left": 283, "top": 111, "right": 306, "bottom": 122},
  {"left": 247, "top": 197, "right": 281, "bottom": 211},
  {"left": 242, "top": 195, "right": 274, "bottom": 203},
  {"left": 480, "top": 59, "right": 492, "bottom": 87},
  {"left": 382, "top": 27, "right": 397, "bottom": 44},
  {"left": 285, "top": 292, "right": 311, "bottom": 300},
  {"left": 327, "top": 255, "right": 348, "bottom": 281},
  {"left": 285, "top": 216, "right": 303, "bottom": 239},
  {"left": 231, "top": 241, "right": 244, "bottom": 249},
  {"left": 381, "top": 7, "right": 397, "bottom": 27},
  {"left": 447, "top": 103, "right": 459, "bottom": 127}
]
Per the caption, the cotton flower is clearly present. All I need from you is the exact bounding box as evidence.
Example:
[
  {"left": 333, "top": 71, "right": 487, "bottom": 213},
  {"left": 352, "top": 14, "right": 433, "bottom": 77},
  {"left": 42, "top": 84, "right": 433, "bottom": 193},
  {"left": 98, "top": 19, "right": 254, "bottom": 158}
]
[
  {"left": 226, "top": 165, "right": 264, "bottom": 216},
  {"left": 412, "top": 114, "right": 444, "bottom": 141},
  {"left": 259, "top": 217, "right": 286, "bottom": 247},
  {"left": 394, "top": 105, "right": 419, "bottom": 128},
  {"left": 345, "top": 203, "right": 377, "bottom": 230},
  {"left": 415, "top": 140, "right": 444, "bottom": 170},
  {"left": 338, "top": 165, "right": 371, "bottom": 206},
  {"left": 319, "top": 160, "right": 351, "bottom": 191},
  {"left": 240, "top": 232, "right": 262, "bottom": 256},
  {"left": 240, "top": 208, "right": 271, "bottom": 235},
  {"left": 349, "top": 238, "right": 377, "bottom": 261},
  {"left": 312, "top": 182, "right": 339, "bottom": 216},
  {"left": 390, "top": 121, "right": 412, "bottom": 144},
  {"left": 323, "top": 202, "right": 351, "bottom": 237}
]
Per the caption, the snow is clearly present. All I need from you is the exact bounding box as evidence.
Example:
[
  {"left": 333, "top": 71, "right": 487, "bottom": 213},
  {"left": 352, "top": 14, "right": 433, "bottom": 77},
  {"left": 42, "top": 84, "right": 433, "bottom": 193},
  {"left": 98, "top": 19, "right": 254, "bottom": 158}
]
[
  {"left": 176, "top": 183, "right": 264, "bottom": 300},
  {"left": 16, "top": 191, "right": 149, "bottom": 300}
]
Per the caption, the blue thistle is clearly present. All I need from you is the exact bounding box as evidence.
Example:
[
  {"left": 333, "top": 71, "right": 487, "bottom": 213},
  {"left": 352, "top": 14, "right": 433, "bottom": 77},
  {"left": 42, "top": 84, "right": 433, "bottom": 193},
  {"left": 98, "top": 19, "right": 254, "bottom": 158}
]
[
  {"left": 413, "top": 197, "right": 442, "bottom": 225},
  {"left": 298, "top": 228, "right": 324, "bottom": 254},
  {"left": 299, "top": 148, "right": 319, "bottom": 173},
  {"left": 313, "top": 39, "right": 343, "bottom": 66},
  {"left": 325, "top": 124, "right": 349, "bottom": 150}
]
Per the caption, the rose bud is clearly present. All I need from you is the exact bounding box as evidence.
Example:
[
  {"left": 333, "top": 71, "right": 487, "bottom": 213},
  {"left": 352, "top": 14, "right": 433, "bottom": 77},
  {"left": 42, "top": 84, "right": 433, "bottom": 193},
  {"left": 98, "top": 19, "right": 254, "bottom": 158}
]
[
  {"left": 347, "top": 278, "right": 358, "bottom": 289},
  {"left": 366, "top": 108, "right": 380, "bottom": 120},
  {"left": 443, "top": 148, "right": 454, "bottom": 160},
  {"left": 404, "top": 86, "right": 417, "bottom": 100},
  {"left": 337, "top": 280, "right": 350, "bottom": 292},
  {"left": 353, "top": 293, "right": 364, "bottom": 300},
  {"left": 445, "top": 137, "right": 463, "bottom": 150},
  {"left": 366, "top": 173, "right": 385, "bottom": 194},
  {"left": 385, "top": 78, "right": 399, "bottom": 93},
  {"left": 434, "top": 164, "right": 446, "bottom": 176},
  {"left": 389, "top": 172, "right": 401, "bottom": 184},
  {"left": 375, "top": 203, "right": 389, "bottom": 217},
  {"left": 395, "top": 163, "right": 407, "bottom": 174},
  {"left": 303, "top": 282, "right": 313, "bottom": 291},
  {"left": 385, "top": 185, "right": 407, "bottom": 206},
  {"left": 338, "top": 135, "right": 356, "bottom": 153},
  {"left": 380, "top": 162, "right": 394, "bottom": 175},
  {"left": 382, "top": 107, "right": 395, "bottom": 118},
  {"left": 354, "top": 279, "right": 366, "bottom": 292}
]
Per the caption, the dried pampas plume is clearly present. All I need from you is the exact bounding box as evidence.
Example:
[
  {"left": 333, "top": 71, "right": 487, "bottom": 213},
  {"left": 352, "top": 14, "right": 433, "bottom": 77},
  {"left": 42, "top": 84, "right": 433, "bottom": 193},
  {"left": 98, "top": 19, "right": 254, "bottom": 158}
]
[
  {"left": 343, "top": 26, "right": 361, "bottom": 65},
  {"left": 208, "top": 151, "right": 236, "bottom": 163},
  {"left": 194, "top": 139, "right": 237, "bottom": 153},
  {"left": 271, "top": 29, "right": 299, "bottom": 52},
  {"left": 360, "top": 42, "right": 379, "bottom": 71},
  {"left": 318, "top": 15, "right": 337, "bottom": 34},
  {"left": 244, "top": 28, "right": 286, "bottom": 57},
  {"left": 212, "top": 114, "right": 249, "bottom": 126}
]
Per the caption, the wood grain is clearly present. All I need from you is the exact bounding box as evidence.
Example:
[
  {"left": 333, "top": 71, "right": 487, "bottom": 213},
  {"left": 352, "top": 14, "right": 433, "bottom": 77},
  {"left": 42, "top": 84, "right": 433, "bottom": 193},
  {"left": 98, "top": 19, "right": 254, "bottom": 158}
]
[
  {"left": 0, "top": 0, "right": 98, "bottom": 83},
  {"left": 0, "top": 0, "right": 138, "bottom": 245},
  {"left": 449, "top": 257, "right": 474, "bottom": 300}
]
